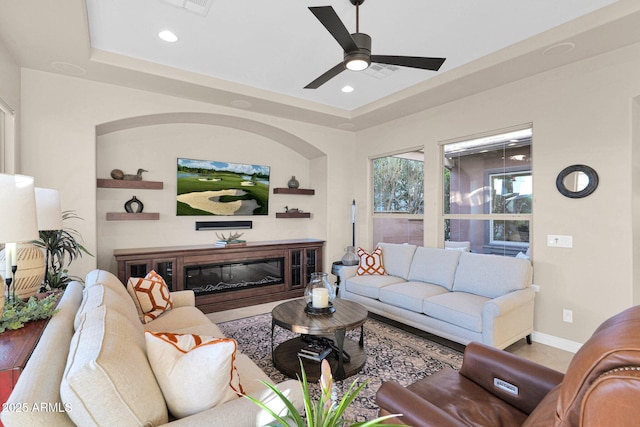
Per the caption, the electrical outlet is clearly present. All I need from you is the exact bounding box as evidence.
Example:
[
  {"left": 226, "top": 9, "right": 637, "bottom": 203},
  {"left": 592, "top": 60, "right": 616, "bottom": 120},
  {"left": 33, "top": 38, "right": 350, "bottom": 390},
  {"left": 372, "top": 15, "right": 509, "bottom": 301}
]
[
  {"left": 548, "top": 235, "right": 573, "bottom": 248},
  {"left": 563, "top": 309, "right": 573, "bottom": 323}
]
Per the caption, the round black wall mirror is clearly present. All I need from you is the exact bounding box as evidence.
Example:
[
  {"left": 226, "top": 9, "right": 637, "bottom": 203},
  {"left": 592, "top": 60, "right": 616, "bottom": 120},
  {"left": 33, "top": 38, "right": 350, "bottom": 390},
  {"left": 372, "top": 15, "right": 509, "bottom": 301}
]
[{"left": 556, "top": 164, "right": 599, "bottom": 198}]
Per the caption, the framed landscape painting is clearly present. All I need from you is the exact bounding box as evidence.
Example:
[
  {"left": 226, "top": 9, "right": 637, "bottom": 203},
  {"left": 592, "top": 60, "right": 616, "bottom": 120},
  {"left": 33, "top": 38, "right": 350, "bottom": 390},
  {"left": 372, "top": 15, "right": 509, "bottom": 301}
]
[{"left": 177, "top": 158, "right": 270, "bottom": 216}]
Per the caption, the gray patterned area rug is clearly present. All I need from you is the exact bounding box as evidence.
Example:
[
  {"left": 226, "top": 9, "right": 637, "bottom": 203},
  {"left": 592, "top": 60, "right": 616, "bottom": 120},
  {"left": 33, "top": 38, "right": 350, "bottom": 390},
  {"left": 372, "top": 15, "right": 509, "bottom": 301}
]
[{"left": 218, "top": 313, "right": 463, "bottom": 423}]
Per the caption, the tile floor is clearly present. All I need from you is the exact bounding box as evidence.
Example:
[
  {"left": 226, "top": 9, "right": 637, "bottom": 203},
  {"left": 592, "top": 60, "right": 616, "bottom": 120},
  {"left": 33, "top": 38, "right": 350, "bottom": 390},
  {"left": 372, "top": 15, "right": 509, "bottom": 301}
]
[{"left": 207, "top": 298, "right": 575, "bottom": 374}]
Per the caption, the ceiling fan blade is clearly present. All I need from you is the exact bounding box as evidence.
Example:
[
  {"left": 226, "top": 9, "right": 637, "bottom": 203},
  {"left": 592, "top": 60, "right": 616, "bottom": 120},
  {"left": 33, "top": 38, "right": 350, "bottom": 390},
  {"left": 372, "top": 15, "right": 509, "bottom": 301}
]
[
  {"left": 371, "top": 55, "right": 446, "bottom": 71},
  {"left": 309, "top": 6, "right": 359, "bottom": 53},
  {"left": 304, "top": 63, "right": 345, "bottom": 89}
]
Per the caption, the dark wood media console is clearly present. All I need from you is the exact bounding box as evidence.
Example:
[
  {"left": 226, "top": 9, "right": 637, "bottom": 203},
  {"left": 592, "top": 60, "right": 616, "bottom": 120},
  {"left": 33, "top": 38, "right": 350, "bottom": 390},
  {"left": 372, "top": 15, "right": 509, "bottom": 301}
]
[{"left": 114, "top": 239, "right": 324, "bottom": 313}]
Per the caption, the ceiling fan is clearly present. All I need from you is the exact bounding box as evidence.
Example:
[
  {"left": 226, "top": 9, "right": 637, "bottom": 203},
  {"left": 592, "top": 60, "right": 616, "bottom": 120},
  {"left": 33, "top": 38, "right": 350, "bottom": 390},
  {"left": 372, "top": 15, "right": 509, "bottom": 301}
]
[{"left": 305, "top": 0, "right": 446, "bottom": 89}]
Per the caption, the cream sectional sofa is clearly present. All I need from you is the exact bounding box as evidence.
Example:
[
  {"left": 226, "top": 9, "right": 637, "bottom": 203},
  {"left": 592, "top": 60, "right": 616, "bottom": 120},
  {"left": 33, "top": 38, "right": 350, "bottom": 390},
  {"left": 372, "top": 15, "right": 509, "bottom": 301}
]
[
  {"left": 1, "top": 269, "right": 302, "bottom": 427},
  {"left": 338, "top": 243, "right": 534, "bottom": 349}
]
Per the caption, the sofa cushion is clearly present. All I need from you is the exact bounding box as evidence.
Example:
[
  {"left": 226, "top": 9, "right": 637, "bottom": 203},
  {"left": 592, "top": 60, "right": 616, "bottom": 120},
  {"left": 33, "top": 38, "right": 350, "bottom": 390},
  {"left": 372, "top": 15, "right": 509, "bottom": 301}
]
[
  {"left": 127, "top": 271, "right": 174, "bottom": 323},
  {"left": 452, "top": 252, "right": 532, "bottom": 299},
  {"left": 422, "top": 292, "right": 489, "bottom": 333},
  {"left": 144, "top": 305, "right": 224, "bottom": 335},
  {"left": 379, "top": 281, "right": 449, "bottom": 313},
  {"left": 377, "top": 243, "right": 417, "bottom": 279},
  {"left": 145, "top": 331, "right": 243, "bottom": 419},
  {"left": 75, "top": 283, "right": 141, "bottom": 330},
  {"left": 60, "top": 305, "right": 168, "bottom": 426},
  {"left": 357, "top": 246, "right": 386, "bottom": 276},
  {"left": 85, "top": 268, "right": 131, "bottom": 301},
  {"left": 407, "top": 247, "right": 461, "bottom": 291},
  {"left": 345, "top": 274, "right": 406, "bottom": 299}
]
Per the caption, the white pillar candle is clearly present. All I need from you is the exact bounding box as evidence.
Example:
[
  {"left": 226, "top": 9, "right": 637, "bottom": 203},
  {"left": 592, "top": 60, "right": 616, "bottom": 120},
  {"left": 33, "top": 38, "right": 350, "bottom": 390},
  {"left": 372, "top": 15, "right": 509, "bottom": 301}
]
[
  {"left": 312, "top": 288, "right": 329, "bottom": 308},
  {"left": 4, "top": 244, "right": 10, "bottom": 275},
  {"left": 9, "top": 243, "right": 17, "bottom": 266}
]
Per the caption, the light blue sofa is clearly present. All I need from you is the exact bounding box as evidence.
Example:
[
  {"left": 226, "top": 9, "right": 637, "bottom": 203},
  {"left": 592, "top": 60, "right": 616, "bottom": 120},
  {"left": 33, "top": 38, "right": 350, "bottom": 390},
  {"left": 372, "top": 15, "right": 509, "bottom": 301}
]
[{"left": 338, "top": 243, "right": 534, "bottom": 349}]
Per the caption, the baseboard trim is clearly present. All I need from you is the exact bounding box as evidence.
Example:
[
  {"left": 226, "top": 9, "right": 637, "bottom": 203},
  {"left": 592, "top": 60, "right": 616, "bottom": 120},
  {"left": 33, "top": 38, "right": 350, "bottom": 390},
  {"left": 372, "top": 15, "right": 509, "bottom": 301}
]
[{"left": 532, "top": 331, "right": 582, "bottom": 353}]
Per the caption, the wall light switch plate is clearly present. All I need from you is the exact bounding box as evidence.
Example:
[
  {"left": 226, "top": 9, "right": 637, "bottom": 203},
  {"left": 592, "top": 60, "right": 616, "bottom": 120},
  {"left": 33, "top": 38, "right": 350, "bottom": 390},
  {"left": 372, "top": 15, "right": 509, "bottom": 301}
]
[{"left": 547, "top": 234, "right": 573, "bottom": 248}]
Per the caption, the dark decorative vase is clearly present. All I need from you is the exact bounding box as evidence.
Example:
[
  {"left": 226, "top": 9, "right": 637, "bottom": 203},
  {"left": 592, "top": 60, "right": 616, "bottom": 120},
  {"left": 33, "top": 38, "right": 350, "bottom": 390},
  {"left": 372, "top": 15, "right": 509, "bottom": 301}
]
[
  {"left": 124, "top": 196, "right": 144, "bottom": 213},
  {"left": 287, "top": 176, "right": 300, "bottom": 189}
]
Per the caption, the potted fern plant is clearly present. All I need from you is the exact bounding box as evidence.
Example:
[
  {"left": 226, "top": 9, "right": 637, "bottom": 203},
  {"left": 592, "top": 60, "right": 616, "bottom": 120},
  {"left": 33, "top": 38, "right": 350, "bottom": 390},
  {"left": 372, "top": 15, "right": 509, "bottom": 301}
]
[
  {"left": 32, "top": 210, "right": 92, "bottom": 290},
  {"left": 245, "top": 359, "right": 405, "bottom": 427}
]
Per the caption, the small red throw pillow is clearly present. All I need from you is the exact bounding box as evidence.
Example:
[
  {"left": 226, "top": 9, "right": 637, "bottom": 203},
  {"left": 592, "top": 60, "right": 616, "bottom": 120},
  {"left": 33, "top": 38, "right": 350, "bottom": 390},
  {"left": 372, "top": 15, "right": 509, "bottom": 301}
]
[{"left": 357, "top": 246, "right": 386, "bottom": 276}]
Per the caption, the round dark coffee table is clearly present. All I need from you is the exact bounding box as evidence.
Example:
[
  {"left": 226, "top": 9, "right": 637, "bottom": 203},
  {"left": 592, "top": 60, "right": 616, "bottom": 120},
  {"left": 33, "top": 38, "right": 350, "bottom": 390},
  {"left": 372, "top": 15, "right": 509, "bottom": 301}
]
[{"left": 271, "top": 298, "right": 368, "bottom": 381}]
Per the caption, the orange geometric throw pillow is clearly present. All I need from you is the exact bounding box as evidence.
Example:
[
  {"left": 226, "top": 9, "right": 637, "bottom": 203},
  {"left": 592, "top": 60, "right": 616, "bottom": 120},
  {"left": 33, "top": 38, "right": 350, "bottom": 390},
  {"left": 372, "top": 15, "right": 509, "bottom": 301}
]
[
  {"left": 356, "top": 246, "right": 386, "bottom": 276},
  {"left": 127, "top": 270, "right": 173, "bottom": 323}
]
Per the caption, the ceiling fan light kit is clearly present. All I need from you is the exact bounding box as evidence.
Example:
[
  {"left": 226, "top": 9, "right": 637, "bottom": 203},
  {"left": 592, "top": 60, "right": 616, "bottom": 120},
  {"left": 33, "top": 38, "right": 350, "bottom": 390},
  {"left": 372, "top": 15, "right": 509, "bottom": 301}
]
[{"left": 305, "top": 0, "right": 446, "bottom": 89}]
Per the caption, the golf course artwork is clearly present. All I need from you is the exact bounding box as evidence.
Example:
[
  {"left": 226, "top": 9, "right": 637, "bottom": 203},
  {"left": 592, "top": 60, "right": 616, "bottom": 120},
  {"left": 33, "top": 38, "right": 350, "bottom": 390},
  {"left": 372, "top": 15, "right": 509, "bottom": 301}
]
[{"left": 177, "top": 158, "right": 270, "bottom": 216}]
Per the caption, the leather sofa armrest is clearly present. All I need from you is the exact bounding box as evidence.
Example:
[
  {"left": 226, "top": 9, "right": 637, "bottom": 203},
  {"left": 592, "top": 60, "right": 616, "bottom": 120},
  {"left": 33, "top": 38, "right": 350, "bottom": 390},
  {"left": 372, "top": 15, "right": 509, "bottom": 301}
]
[
  {"left": 460, "top": 342, "right": 564, "bottom": 414},
  {"left": 170, "top": 290, "right": 195, "bottom": 308},
  {"left": 375, "top": 382, "right": 464, "bottom": 427}
]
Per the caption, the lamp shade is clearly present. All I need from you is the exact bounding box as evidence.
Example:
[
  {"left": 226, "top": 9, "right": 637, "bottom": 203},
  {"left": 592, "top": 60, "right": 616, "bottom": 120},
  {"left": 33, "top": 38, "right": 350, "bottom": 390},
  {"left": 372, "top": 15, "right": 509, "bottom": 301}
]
[
  {"left": 35, "top": 187, "right": 63, "bottom": 231},
  {"left": 0, "top": 174, "right": 39, "bottom": 243}
]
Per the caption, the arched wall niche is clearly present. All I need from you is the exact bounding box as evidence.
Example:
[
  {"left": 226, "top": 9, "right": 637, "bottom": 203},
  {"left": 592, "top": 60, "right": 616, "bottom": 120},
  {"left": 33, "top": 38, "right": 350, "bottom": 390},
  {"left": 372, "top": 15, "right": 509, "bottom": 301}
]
[
  {"left": 95, "top": 112, "right": 328, "bottom": 273},
  {"left": 96, "top": 112, "right": 325, "bottom": 159}
]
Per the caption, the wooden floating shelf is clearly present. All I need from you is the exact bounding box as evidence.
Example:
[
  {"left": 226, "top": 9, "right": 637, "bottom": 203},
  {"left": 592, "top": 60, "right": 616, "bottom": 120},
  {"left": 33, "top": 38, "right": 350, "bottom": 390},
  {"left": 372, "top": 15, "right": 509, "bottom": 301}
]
[
  {"left": 273, "top": 188, "right": 314, "bottom": 195},
  {"left": 276, "top": 212, "right": 311, "bottom": 219},
  {"left": 106, "top": 212, "right": 160, "bottom": 221},
  {"left": 97, "top": 179, "right": 164, "bottom": 190}
]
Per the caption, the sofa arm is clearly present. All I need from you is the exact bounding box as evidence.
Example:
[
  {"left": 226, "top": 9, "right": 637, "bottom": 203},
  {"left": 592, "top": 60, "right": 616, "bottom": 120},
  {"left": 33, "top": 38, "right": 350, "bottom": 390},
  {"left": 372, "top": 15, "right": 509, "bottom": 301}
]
[
  {"left": 376, "top": 382, "right": 463, "bottom": 427},
  {"left": 170, "top": 290, "right": 195, "bottom": 308},
  {"left": 459, "top": 342, "right": 564, "bottom": 415},
  {"left": 337, "top": 265, "right": 358, "bottom": 297},
  {"left": 484, "top": 287, "right": 535, "bottom": 317}
]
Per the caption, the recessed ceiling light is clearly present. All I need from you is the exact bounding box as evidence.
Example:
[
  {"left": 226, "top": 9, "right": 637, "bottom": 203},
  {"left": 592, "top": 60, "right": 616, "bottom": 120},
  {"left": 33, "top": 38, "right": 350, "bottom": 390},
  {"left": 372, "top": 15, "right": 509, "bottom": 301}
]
[
  {"left": 158, "top": 30, "right": 178, "bottom": 43},
  {"left": 341, "top": 85, "right": 354, "bottom": 93}
]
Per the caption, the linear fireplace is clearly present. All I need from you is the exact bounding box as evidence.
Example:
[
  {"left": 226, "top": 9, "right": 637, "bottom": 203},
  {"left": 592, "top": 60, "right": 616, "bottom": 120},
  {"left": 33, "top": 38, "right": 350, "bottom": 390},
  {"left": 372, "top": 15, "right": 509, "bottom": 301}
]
[
  {"left": 184, "top": 258, "right": 284, "bottom": 296},
  {"left": 114, "top": 239, "right": 324, "bottom": 312}
]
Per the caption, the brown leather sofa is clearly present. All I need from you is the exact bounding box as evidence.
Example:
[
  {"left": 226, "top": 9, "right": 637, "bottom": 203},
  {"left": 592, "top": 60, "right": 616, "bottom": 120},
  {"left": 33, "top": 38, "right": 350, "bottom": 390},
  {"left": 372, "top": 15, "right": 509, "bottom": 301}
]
[{"left": 376, "top": 305, "right": 640, "bottom": 426}]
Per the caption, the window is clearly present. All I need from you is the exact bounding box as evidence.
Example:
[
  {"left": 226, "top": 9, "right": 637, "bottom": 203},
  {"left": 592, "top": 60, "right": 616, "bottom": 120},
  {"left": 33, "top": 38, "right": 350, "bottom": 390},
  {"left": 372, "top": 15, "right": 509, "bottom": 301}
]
[
  {"left": 372, "top": 150, "right": 424, "bottom": 245},
  {"left": 443, "top": 127, "right": 532, "bottom": 257}
]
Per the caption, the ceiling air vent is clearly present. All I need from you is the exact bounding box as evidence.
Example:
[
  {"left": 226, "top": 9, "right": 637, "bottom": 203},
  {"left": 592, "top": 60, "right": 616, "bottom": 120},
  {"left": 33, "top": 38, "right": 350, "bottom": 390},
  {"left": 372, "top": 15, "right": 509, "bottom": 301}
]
[
  {"left": 363, "top": 63, "right": 400, "bottom": 80},
  {"left": 160, "top": 0, "right": 213, "bottom": 16}
]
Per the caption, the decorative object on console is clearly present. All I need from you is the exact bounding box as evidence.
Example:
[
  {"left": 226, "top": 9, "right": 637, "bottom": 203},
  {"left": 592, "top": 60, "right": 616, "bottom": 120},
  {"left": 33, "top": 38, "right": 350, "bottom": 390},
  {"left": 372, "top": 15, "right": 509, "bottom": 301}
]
[
  {"left": 144, "top": 331, "right": 243, "bottom": 419},
  {"left": 215, "top": 231, "right": 246, "bottom": 247},
  {"left": 0, "top": 174, "right": 40, "bottom": 303},
  {"left": 356, "top": 246, "right": 386, "bottom": 276},
  {"left": 304, "top": 272, "right": 336, "bottom": 314},
  {"left": 111, "top": 168, "right": 147, "bottom": 181},
  {"left": 287, "top": 175, "right": 300, "bottom": 189},
  {"left": 126, "top": 270, "right": 174, "bottom": 323},
  {"left": 124, "top": 195, "right": 144, "bottom": 213},
  {"left": 284, "top": 206, "right": 303, "bottom": 213},
  {"left": 0, "top": 291, "right": 61, "bottom": 333},
  {"left": 177, "top": 157, "right": 270, "bottom": 216}
]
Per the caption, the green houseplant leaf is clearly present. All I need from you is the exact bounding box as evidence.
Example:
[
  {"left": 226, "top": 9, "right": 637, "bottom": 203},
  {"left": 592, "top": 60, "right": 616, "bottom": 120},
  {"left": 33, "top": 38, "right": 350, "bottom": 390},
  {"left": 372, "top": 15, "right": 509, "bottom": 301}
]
[
  {"left": 31, "top": 210, "right": 93, "bottom": 289},
  {"left": 244, "top": 359, "right": 406, "bottom": 427}
]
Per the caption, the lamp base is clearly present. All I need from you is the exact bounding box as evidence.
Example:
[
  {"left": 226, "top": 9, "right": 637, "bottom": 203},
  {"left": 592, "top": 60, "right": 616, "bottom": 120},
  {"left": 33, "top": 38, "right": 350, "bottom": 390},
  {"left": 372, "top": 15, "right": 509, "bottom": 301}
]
[{"left": 0, "top": 243, "right": 45, "bottom": 299}]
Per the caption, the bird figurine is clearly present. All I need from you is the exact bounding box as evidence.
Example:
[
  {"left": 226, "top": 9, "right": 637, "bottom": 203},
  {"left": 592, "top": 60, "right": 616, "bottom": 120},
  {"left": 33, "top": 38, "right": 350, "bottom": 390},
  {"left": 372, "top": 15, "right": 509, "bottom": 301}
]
[{"left": 111, "top": 168, "right": 147, "bottom": 181}]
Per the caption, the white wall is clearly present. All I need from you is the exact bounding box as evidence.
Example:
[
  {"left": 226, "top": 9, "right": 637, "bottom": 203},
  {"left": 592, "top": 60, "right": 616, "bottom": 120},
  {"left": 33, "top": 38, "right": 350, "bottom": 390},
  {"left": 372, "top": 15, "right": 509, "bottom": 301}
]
[
  {"left": 0, "top": 37, "right": 20, "bottom": 173},
  {"left": 356, "top": 42, "right": 640, "bottom": 346},
  {"left": 18, "top": 69, "right": 356, "bottom": 280},
  {"left": 9, "top": 39, "right": 640, "bottom": 348}
]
